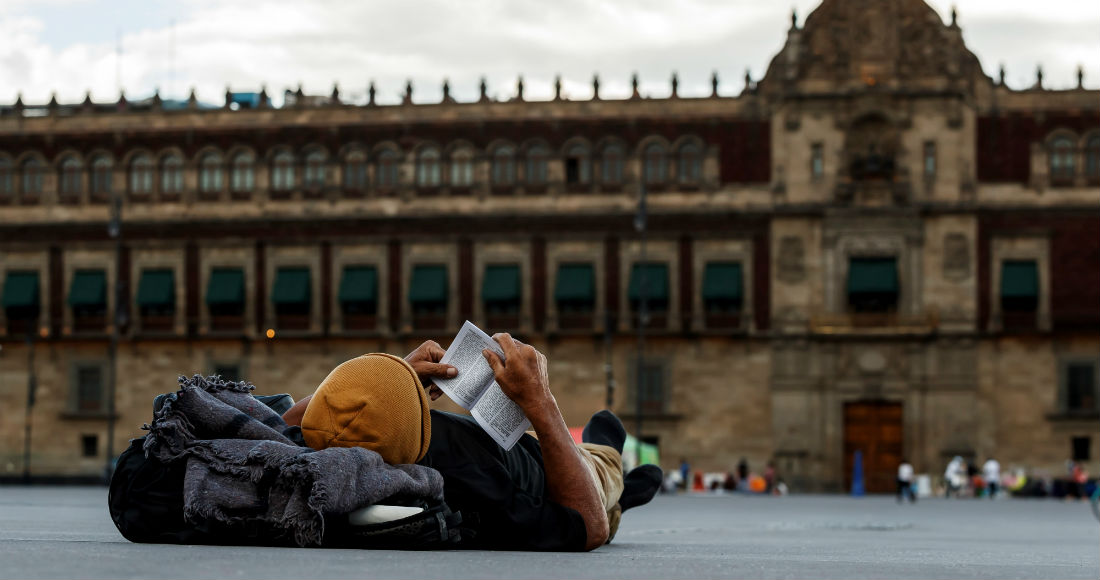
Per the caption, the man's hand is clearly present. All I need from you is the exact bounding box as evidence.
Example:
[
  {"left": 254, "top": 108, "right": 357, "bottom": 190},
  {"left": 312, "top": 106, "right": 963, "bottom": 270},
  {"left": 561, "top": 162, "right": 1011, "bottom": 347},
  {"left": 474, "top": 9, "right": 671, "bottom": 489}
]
[
  {"left": 405, "top": 340, "right": 456, "bottom": 401},
  {"left": 482, "top": 333, "right": 552, "bottom": 412}
]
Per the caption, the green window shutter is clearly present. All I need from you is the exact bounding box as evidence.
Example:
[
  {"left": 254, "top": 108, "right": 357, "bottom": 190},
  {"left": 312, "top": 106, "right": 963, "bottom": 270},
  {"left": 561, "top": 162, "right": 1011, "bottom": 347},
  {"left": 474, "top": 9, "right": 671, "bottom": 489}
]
[
  {"left": 68, "top": 270, "right": 106, "bottom": 307},
  {"left": 1000, "top": 261, "right": 1038, "bottom": 298},
  {"left": 554, "top": 264, "right": 595, "bottom": 303},
  {"left": 136, "top": 269, "right": 175, "bottom": 307},
  {"left": 205, "top": 268, "right": 245, "bottom": 306},
  {"left": 702, "top": 262, "right": 743, "bottom": 301},
  {"left": 2, "top": 271, "right": 39, "bottom": 308},
  {"left": 628, "top": 263, "right": 669, "bottom": 301},
  {"left": 847, "top": 258, "right": 898, "bottom": 294},
  {"left": 482, "top": 264, "right": 520, "bottom": 302},
  {"left": 409, "top": 265, "right": 448, "bottom": 304},
  {"left": 339, "top": 266, "right": 377, "bottom": 303},
  {"left": 272, "top": 267, "right": 311, "bottom": 305}
]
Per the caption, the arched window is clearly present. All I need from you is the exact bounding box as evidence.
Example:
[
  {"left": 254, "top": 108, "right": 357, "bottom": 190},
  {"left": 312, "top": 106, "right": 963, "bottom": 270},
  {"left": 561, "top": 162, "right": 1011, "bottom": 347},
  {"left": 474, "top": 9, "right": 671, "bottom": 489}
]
[
  {"left": 643, "top": 143, "right": 667, "bottom": 185},
  {"left": 0, "top": 158, "right": 12, "bottom": 197},
  {"left": 303, "top": 150, "right": 326, "bottom": 189},
  {"left": 230, "top": 152, "right": 255, "bottom": 193},
  {"left": 677, "top": 142, "right": 702, "bottom": 185},
  {"left": 161, "top": 155, "right": 183, "bottom": 195},
  {"left": 416, "top": 146, "right": 441, "bottom": 187},
  {"left": 199, "top": 153, "right": 223, "bottom": 194},
  {"left": 59, "top": 156, "right": 83, "bottom": 196},
  {"left": 1049, "top": 136, "right": 1075, "bottom": 183},
  {"left": 130, "top": 154, "right": 154, "bottom": 195},
  {"left": 600, "top": 144, "right": 623, "bottom": 186},
  {"left": 376, "top": 149, "right": 400, "bottom": 189},
  {"left": 526, "top": 144, "right": 548, "bottom": 187},
  {"left": 22, "top": 158, "right": 43, "bottom": 195},
  {"left": 90, "top": 156, "right": 112, "bottom": 194},
  {"left": 271, "top": 151, "right": 295, "bottom": 192},
  {"left": 491, "top": 145, "right": 515, "bottom": 187},
  {"left": 1086, "top": 136, "right": 1100, "bottom": 181},
  {"left": 450, "top": 149, "right": 474, "bottom": 188},
  {"left": 564, "top": 143, "right": 590, "bottom": 186},
  {"left": 343, "top": 150, "right": 367, "bottom": 190}
]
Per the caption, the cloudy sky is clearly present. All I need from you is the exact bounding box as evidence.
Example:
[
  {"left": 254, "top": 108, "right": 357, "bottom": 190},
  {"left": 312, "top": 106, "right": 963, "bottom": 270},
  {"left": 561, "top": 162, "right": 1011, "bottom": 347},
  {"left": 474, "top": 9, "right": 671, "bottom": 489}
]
[{"left": 1, "top": 0, "right": 1097, "bottom": 107}]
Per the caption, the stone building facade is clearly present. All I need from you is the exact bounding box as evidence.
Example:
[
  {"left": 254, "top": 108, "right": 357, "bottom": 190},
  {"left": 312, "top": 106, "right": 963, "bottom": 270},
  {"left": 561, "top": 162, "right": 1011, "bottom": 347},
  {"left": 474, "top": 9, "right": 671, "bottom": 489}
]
[{"left": 1, "top": 0, "right": 1097, "bottom": 491}]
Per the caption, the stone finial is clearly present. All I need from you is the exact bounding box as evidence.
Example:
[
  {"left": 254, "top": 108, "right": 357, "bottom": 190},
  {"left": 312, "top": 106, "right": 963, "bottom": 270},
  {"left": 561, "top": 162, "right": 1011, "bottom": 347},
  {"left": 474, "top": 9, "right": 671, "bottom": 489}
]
[
  {"left": 403, "top": 79, "right": 413, "bottom": 105},
  {"left": 1036, "top": 65, "right": 1043, "bottom": 90},
  {"left": 82, "top": 90, "right": 93, "bottom": 107},
  {"left": 479, "top": 76, "right": 489, "bottom": 102},
  {"left": 592, "top": 74, "right": 600, "bottom": 100},
  {"left": 368, "top": 81, "right": 377, "bottom": 106},
  {"left": 442, "top": 78, "right": 451, "bottom": 103},
  {"left": 187, "top": 87, "right": 198, "bottom": 109},
  {"left": 258, "top": 85, "right": 268, "bottom": 108},
  {"left": 48, "top": 92, "right": 59, "bottom": 113},
  {"left": 790, "top": 8, "right": 797, "bottom": 29},
  {"left": 14, "top": 92, "right": 23, "bottom": 110},
  {"left": 670, "top": 72, "right": 679, "bottom": 98},
  {"left": 516, "top": 76, "right": 524, "bottom": 101},
  {"left": 631, "top": 72, "right": 640, "bottom": 99},
  {"left": 711, "top": 70, "right": 719, "bottom": 97},
  {"left": 152, "top": 87, "right": 162, "bottom": 107},
  {"left": 950, "top": 5, "right": 957, "bottom": 26},
  {"left": 1077, "top": 65, "right": 1084, "bottom": 89},
  {"left": 744, "top": 68, "right": 753, "bottom": 92},
  {"left": 117, "top": 89, "right": 127, "bottom": 110},
  {"left": 998, "top": 64, "right": 1006, "bottom": 86},
  {"left": 554, "top": 75, "right": 562, "bottom": 101},
  {"left": 331, "top": 82, "right": 340, "bottom": 104},
  {"left": 225, "top": 86, "right": 233, "bottom": 108},
  {"left": 295, "top": 83, "right": 305, "bottom": 100}
]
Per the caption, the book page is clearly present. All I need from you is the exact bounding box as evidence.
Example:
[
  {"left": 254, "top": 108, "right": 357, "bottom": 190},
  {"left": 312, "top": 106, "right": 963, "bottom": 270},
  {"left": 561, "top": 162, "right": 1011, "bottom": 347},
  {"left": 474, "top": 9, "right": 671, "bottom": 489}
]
[
  {"left": 433, "top": 320, "right": 504, "bottom": 410},
  {"left": 471, "top": 382, "right": 531, "bottom": 450}
]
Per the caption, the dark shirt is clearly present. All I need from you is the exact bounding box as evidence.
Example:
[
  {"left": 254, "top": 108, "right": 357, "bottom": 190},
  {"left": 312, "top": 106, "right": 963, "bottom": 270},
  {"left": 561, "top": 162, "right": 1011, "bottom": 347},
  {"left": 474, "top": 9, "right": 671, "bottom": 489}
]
[{"left": 417, "top": 410, "right": 587, "bottom": 551}]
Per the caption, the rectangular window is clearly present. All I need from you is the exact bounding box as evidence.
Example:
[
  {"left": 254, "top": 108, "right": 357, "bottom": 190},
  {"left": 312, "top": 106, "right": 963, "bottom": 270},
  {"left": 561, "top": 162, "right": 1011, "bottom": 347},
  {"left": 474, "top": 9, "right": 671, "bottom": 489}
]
[
  {"left": 810, "top": 143, "right": 824, "bottom": 180},
  {"left": 272, "top": 267, "right": 311, "bottom": 330},
  {"left": 1066, "top": 362, "right": 1097, "bottom": 413},
  {"left": 206, "top": 267, "right": 246, "bottom": 323},
  {"left": 633, "top": 360, "right": 666, "bottom": 415},
  {"left": 3, "top": 270, "right": 41, "bottom": 330},
  {"left": 136, "top": 269, "right": 176, "bottom": 319},
  {"left": 81, "top": 434, "right": 98, "bottom": 458},
  {"left": 554, "top": 263, "right": 595, "bottom": 330},
  {"left": 68, "top": 269, "right": 107, "bottom": 331},
  {"left": 1072, "top": 436, "right": 1091, "bottom": 462},
  {"left": 847, "top": 257, "right": 899, "bottom": 313},
  {"left": 75, "top": 365, "right": 104, "bottom": 413},
  {"left": 703, "top": 262, "right": 743, "bottom": 329},
  {"left": 339, "top": 265, "right": 378, "bottom": 330},
  {"left": 1000, "top": 260, "right": 1038, "bottom": 313},
  {"left": 482, "top": 264, "right": 521, "bottom": 329},
  {"left": 213, "top": 364, "right": 241, "bottom": 382},
  {"left": 409, "top": 264, "right": 448, "bottom": 330},
  {"left": 923, "top": 141, "right": 936, "bottom": 180}
]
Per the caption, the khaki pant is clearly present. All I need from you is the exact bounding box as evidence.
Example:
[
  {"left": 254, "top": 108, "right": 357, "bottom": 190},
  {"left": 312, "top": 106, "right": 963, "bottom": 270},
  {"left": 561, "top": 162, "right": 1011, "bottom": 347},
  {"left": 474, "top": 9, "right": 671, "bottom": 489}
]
[{"left": 577, "top": 443, "right": 625, "bottom": 542}]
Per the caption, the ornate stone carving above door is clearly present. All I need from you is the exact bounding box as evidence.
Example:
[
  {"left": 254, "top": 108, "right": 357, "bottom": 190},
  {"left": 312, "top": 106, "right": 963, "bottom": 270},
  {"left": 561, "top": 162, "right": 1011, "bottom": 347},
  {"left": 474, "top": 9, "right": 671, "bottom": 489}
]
[{"left": 942, "top": 232, "right": 970, "bottom": 281}]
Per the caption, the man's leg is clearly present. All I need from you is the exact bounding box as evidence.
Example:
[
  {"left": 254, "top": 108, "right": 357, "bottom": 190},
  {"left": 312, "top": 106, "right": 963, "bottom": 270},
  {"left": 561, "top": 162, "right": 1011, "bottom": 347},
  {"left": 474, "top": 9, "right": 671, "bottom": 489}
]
[{"left": 577, "top": 442, "right": 625, "bottom": 541}]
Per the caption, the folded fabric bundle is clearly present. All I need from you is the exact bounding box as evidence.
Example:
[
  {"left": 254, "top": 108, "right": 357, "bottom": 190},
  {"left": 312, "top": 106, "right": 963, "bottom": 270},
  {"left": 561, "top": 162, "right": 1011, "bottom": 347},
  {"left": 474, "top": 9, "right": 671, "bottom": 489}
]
[{"left": 142, "top": 375, "right": 444, "bottom": 547}]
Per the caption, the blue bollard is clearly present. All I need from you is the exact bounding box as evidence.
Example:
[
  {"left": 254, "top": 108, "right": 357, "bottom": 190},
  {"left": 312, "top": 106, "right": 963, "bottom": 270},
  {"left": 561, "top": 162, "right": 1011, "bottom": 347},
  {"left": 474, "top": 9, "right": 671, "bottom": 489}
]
[{"left": 851, "top": 450, "right": 865, "bottom": 497}]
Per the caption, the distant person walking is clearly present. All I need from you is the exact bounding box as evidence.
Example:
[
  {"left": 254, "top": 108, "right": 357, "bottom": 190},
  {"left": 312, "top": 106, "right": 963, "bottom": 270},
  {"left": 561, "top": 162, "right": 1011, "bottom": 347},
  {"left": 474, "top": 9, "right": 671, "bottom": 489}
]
[
  {"left": 944, "top": 456, "right": 966, "bottom": 498},
  {"left": 982, "top": 458, "right": 1001, "bottom": 499},
  {"left": 897, "top": 458, "right": 916, "bottom": 503},
  {"left": 679, "top": 458, "right": 691, "bottom": 492}
]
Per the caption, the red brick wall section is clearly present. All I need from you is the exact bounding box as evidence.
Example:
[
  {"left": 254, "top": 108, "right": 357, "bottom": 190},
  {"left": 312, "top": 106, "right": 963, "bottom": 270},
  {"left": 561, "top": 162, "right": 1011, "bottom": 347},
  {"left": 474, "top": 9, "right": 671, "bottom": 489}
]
[
  {"left": 976, "top": 111, "right": 1100, "bottom": 184},
  {"left": 978, "top": 212, "right": 1100, "bottom": 331},
  {"left": 717, "top": 120, "right": 771, "bottom": 184}
]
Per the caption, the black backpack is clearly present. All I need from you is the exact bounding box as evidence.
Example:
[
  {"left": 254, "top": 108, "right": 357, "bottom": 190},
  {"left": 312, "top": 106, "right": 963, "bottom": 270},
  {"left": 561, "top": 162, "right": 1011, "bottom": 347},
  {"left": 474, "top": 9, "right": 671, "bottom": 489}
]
[{"left": 108, "top": 393, "right": 466, "bottom": 549}]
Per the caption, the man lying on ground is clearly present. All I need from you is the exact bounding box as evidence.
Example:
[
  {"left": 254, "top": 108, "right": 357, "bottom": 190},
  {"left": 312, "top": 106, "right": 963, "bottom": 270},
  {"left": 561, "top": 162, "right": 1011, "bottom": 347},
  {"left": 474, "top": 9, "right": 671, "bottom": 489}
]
[{"left": 282, "top": 333, "right": 662, "bottom": 551}]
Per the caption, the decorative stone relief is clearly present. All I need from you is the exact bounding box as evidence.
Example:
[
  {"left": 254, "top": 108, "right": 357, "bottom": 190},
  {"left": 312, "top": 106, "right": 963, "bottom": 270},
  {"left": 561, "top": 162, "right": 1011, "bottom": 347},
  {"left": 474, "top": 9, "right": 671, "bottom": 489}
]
[
  {"left": 857, "top": 349, "right": 886, "bottom": 375},
  {"left": 777, "top": 236, "right": 806, "bottom": 283},
  {"left": 942, "top": 232, "right": 970, "bottom": 281}
]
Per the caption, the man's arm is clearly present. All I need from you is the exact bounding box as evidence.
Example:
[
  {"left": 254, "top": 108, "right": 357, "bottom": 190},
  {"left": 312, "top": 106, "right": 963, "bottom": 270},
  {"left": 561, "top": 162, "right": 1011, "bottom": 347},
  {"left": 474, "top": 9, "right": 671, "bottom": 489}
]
[{"left": 483, "top": 334, "right": 609, "bottom": 551}]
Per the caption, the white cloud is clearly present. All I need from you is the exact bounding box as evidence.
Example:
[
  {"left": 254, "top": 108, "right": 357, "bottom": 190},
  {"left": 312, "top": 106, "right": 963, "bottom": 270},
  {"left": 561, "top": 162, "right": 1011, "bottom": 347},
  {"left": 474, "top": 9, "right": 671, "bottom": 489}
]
[{"left": 1, "top": 0, "right": 1096, "bottom": 106}]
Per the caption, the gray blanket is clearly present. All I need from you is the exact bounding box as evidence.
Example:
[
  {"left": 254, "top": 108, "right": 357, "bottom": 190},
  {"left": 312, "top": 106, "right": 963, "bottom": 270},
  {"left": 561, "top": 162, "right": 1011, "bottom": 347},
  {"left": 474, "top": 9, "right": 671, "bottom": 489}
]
[{"left": 143, "top": 375, "right": 444, "bottom": 547}]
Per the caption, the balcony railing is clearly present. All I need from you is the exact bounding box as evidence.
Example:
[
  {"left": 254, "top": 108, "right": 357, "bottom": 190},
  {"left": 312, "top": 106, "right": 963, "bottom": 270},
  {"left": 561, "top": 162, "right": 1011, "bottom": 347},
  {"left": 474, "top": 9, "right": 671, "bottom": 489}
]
[{"left": 810, "top": 311, "right": 938, "bottom": 335}]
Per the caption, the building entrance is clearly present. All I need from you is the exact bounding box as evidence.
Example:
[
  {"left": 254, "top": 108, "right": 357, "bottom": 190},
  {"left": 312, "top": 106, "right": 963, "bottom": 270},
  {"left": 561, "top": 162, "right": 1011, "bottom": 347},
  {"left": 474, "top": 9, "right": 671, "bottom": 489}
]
[{"left": 843, "top": 401, "right": 903, "bottom": 494}]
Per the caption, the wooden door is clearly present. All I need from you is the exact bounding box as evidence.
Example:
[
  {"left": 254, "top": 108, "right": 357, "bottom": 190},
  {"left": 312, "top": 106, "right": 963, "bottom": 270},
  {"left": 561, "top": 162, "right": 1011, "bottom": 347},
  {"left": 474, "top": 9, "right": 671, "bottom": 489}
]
[{"left": 843, "top": 401, "right": 903, "bottom": 493}]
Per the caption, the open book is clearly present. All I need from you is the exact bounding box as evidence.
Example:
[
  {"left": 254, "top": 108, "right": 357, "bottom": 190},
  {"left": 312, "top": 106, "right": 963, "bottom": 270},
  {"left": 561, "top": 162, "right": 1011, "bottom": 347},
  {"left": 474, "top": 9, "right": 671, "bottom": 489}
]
[{"left": 432, "top": 321, "right": 531, "bottom": 450}]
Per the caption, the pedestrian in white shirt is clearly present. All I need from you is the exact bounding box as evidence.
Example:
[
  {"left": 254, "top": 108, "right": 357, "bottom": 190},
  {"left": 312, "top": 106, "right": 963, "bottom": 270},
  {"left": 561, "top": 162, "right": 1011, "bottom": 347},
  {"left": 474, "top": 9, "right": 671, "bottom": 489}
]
[
  {"left": 897, "top": 459, "right": 916, "bottom": 503},
  {"left": 982, "top": 458, "right": 1001, "bottom": 499}
]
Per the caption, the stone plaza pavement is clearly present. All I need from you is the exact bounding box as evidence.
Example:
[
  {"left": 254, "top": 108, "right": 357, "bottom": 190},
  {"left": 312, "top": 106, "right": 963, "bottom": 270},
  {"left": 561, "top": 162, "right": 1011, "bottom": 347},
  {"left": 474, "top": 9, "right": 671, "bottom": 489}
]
[{"left": 0, "top": 486, "right": 1097, "bottom": 579}]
